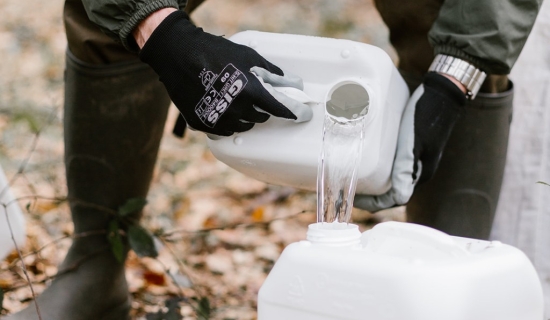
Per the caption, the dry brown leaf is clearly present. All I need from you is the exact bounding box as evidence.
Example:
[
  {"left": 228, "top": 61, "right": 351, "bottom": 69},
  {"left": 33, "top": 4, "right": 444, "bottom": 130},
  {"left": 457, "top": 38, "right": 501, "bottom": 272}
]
[
  {"left": 205, "top": 248, "right": 233, "bottom": 275},
  {"left": 142, "top": 270, "right": 166, "bottom": 286},
  {"left": 202, "top": 216, "right": 218, "bottom": 229},
  {"left": 250, "top": 206, "right": 264, "bottom": 222},
  {"left": 0, "top": 275, "right": 14, "bottom": 288},
  {"left": 254, "top": 243, "right": 281, "bottom": 262},
  {"left": 33, "top": 200, "right": 59, "bottom": 214}
]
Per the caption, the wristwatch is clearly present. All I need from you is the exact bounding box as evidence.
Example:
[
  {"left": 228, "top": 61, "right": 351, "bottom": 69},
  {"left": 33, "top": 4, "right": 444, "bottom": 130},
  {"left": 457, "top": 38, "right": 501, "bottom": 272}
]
[{"left": 428, "top": 54, "right": 487, "bottom": 100}]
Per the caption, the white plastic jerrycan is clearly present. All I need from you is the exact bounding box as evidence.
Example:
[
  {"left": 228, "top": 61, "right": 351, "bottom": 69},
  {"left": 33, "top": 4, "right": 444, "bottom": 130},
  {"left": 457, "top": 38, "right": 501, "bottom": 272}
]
[
  {"left": 207, "top": 31, "right": 409, "bottom": 195},
  {"left": 258, "top": 221, "right": 544, "bottom": 320},
  {"left": 0, "top": 164, "right": 26, "bottom": 260}
]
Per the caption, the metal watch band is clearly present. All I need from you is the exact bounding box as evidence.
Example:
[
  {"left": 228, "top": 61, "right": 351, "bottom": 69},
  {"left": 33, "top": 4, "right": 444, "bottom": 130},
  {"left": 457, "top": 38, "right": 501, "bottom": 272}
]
[{"left": 428, "top": 54, "right": 487, "bottom": 99}]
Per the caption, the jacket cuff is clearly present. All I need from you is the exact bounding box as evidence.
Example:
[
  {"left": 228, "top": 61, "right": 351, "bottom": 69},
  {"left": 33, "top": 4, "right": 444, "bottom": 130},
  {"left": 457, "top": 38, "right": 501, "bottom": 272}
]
[
  {"left": 433, "top": 45, "right": 492, "bottom": 74},
  {"left": 119, "top": 0, "right": 180, "bottom": 52}
]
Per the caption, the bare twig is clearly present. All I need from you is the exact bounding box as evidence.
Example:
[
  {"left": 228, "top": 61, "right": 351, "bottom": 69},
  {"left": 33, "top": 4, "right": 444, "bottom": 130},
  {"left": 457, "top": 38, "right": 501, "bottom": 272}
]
[
  {"left": 159, "top": 209, "right": 310, "bottom": 240},
  {"left": 7, "top": 195, "right": 118, "bottom": 216},
  {"left": 2, "top": 204, "right": 42, "bottom": 320},
  {"left": 153, "top": 257, "right": 186, "bottom": 298},
  {"left": 4, "top": 246, "right": 109, "bottom": 293},
  {"left": 5, "top": 230, "right": 107, "bottom": 270},
  {"left": 0, "top": 106, "right": 57, "bottom": 200},
  {"left": 157, "top": 237, "right": 198, "bottom": 290},
  {"left": 51, "top": 246, "right": 109, "bottom": 278},
  {"left": 0, "top": 132, "right": 40, "bottom": 200},
  {"left": 0, "top": 106, "right": 59, "bottom": 319},
  {"left": 154, "top": 243, "right": 213, "bottom": 318}
]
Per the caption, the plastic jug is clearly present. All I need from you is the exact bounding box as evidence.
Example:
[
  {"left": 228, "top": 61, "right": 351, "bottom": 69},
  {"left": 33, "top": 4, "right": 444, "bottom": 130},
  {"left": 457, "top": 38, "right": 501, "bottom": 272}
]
[
  {"left": 0, "top": 164, "right": 26, "bottom": 260},
  {"left": 258, "top": 221, "right": 544, "bottom": 320},
  {"left": 207, "top": 31, "right": 409, "bottom": 195}
]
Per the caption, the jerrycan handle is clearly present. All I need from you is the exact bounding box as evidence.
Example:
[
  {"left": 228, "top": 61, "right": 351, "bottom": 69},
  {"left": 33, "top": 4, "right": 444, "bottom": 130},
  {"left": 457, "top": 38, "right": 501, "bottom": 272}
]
[
  {"left": 206, "top": 86, "right": 316, "bottom": 143},
  {"left": 363, "top": 221, "right": 470, "bottom": 259}
]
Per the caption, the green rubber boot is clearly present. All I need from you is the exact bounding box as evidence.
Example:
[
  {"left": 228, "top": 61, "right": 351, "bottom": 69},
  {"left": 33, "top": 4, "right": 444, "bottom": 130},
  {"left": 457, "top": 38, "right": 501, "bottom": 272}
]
[
  {"left": 406, "top": 85, "right": 514, "bottom": 240},
  {"left": 4, "top": 51, "right": 171, "bottom": 320}
]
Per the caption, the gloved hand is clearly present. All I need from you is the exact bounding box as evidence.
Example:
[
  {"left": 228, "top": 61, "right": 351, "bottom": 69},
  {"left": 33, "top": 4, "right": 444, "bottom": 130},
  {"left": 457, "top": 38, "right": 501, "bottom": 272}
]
[
  {"left": 354, "top": 72, "right": 466, "bottom": 212},
  {"left": 139, "top": 10, "right": 312, "bottom": 136}
]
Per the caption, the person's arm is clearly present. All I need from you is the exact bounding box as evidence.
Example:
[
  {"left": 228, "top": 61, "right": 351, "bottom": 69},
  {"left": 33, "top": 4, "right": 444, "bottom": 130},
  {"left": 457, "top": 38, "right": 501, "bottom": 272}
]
[
  {"left": 429, "top": 0, "right": 543, "bottom": 75},
  {"left": 81, "top": 0, "right": 183, "bottom": 51},
  {"left": 440, "top": 73, "right": 467, "bottom": 94},
  {"left": 354, "top": 0, "right": 543, "bottom": 212},
  {"left": 135, "top": 10, "right": 312, "bottom": 135},
  {"left": 79, "top": 1, "right": 312, "bottom": 136},
  {"left": 132, "top": 7, "right": 177, "bottom": 49}
]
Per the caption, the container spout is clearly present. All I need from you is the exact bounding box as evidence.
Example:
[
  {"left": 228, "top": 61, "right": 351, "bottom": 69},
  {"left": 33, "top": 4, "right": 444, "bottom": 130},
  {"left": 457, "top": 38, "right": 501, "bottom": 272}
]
[{"left": 306, "top": 222, "right": 361, "bottom": 247}]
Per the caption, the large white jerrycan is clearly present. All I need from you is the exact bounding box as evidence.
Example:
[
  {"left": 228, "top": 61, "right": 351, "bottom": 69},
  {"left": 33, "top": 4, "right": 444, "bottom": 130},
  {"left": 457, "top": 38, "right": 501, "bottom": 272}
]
[
  {"left": 0, "top": 164, "right": 26, "bottom": 260},
  {"left": 207, "top": 31, "right": 409, "bottom": 195},
  {"left": 258, "top": 221, "right": 544, "bottom": 320}
]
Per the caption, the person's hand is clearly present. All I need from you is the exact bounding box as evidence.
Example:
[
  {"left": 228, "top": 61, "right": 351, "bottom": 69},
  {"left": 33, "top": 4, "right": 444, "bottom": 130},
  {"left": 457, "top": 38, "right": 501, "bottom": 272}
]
[
  {"left": 354, "top": 72, "right": 466, "bottom": 212},
  {"left": 135, "top": 10, "right": 312, "bottom": 136}
]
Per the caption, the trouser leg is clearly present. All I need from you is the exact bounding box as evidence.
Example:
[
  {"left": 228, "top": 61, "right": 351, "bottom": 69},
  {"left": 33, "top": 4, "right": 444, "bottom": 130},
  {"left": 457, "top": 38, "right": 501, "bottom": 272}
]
[
  {"left": 374, "top": 0, "right": 442, "bottom": 89},
  {"left": 64, "top": 0, "right": 138, "bottom": 64},
  {"left": 185, "top": 0, "right": 208, "bottom": 14}
]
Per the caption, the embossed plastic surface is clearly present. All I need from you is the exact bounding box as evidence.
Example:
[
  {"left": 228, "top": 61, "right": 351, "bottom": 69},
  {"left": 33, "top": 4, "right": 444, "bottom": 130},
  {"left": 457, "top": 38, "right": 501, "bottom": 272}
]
[
  {"left": 207, "top": 31, "right": 409, "bottom": 195},
  {"left": 258, "top": 222, "right": 544, "bottom": 319}
]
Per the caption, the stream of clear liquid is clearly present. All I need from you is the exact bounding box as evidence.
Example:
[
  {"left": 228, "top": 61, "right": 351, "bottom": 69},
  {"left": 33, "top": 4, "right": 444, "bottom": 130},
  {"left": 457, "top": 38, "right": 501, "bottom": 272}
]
[{"left": 317, "top": 83, "right": 369, "bottom": 223}]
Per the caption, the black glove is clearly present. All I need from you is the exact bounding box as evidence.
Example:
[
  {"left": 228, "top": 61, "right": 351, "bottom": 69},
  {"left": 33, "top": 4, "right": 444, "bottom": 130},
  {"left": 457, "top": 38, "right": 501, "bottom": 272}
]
[
  {"left": 413, "top": 72, "right": 466, "bottom": 183},
  {"left": 355, "top": 72, "right": 466, "bottom": 212},
  {"left": 139, "top": 11, "right": 299, "bottom": 136}
]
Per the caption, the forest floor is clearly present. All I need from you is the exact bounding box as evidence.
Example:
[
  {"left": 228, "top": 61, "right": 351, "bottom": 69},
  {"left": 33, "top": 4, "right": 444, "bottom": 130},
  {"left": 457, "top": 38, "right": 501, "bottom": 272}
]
[{"left": 0, "top": 0, "right": 404, "bottom": 318}]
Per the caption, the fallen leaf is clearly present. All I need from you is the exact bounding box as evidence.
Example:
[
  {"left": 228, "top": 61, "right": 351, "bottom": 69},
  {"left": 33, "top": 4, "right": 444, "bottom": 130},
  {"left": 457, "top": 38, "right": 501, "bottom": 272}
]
[
  {"left": 205, "top": 249, "right": 233, "bottom": 274},
  {"left": 34, "top": 200, "right": 59, "bottom": 214},
  {"left": 202, "top": 216, "right": 218, "bottom": 229},
  {"left": 143, "top": 270, "right": 166, "bottom": 287},
  {"left": 250, "top": 207, "right": 264, "bottom": 222},
  {"left": 254, "top": 243, "right": 281, "bottom": 261}
]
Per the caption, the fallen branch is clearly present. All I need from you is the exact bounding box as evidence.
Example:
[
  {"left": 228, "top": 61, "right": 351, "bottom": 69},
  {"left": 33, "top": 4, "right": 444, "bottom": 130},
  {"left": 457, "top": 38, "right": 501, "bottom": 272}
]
[
  {"left": 1, "top": 204, "right": 42, "bottom": 320},
  {"left": 4, "top": 230, "right": 107, "bottom": 270},
  {"left": 3, "top": 245, "right": 109, "bottom": 293},
  {"left": 158, "top": 209, "right": 311, "bottom": 241}
]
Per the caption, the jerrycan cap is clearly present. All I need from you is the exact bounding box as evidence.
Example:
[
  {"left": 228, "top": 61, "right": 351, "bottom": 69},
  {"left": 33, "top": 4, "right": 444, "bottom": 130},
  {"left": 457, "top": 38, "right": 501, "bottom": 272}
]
[
  {"left": 306, "top": 222, "right": 361, "bottom": 247},
  {"left": 325, "top": 81, "right": 370, "bottom": 122}
]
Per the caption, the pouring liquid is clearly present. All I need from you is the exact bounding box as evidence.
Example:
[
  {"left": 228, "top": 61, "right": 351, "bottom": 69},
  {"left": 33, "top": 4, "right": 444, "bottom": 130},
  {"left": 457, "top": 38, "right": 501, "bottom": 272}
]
[{"left": 317, "top": 83, "right": 370, "bottom": 223}]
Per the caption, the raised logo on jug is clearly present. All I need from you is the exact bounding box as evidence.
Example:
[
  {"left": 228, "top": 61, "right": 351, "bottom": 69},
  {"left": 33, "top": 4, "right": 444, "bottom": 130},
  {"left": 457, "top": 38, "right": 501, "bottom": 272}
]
[
  {"left": 287, "top": 275, "right": 305, "bottom": 305},
  {"left": 195, "top": 64, "right": 248, "bottom": 128}
]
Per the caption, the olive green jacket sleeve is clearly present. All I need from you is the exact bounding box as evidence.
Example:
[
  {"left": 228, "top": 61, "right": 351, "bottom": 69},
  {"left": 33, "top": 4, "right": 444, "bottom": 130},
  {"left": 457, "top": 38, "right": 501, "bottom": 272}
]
[
  {"left": 81, "top": 0, "right": 188, "bottom": 52},
  {"left": 429, "top": 0, "right": 543, "bottom": 74}
]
